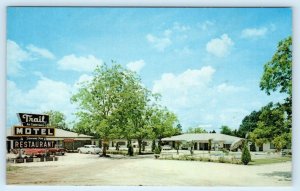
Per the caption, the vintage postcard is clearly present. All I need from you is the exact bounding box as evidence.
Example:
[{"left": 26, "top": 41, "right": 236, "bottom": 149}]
[{"left": 6, "top": 7, "right": 292, "bottom": 186}]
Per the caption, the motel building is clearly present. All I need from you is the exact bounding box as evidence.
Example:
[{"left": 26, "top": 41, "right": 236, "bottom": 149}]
[
  {"left": 161, "top": 133, "right": 277, "bottom": 152},
  {"left": 6, "top": 127, "right": 94, "bottom": 153}
]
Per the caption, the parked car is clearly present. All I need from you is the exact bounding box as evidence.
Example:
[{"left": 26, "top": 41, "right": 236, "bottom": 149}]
[
  {"left": 23, "top": 147, "right": 65, "bottom": 157},
  {"left": 77, "top": 145, "right": 101, "bottom": 154},
  {"left": 162, "top": 145, "right": 172, "bottom": 150},
  {"left": 23, "top": 148, "right": 47, "bottom": 157},
  {"left": 118, "top": 145, "right": 128, "bottom": 151},
  {"left": 48, "top": 147, "right": 65, "bottom": 156}
]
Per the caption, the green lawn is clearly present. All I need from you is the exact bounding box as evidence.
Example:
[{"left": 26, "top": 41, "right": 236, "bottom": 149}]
[
  {"left": 6, "top": 165, "right": 22, "bottom": 172},
  {"left": 249, "top": 157, "right": 292, "bottom": 165}
]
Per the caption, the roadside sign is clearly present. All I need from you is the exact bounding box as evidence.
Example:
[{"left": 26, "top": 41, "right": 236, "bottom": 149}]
[
  {"left": 13, "top": 126, "right": 55, "bottom": 137},
  {"left": 13, "top": 140, "right": 56, "bottom": 148},
  {"left": 17, "top": 113, "right": 49, "bottom": 127}
]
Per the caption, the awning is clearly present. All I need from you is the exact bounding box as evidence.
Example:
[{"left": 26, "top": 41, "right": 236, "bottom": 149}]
[{"left": 230, "top": 138, "right": 244, "bottom": 151}]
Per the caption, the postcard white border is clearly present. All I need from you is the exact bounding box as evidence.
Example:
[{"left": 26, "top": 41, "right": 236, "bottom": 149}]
[{"left": 0, "top": 1, "right": 299, "bottom": 191}]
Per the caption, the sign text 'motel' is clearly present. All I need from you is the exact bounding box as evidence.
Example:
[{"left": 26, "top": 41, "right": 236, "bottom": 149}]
[
  {"left": 13, "top": 126, "right": 55, "bottom": 137},
  {"left": 17, "top": 113, "right": 49, "bottom": 127}
]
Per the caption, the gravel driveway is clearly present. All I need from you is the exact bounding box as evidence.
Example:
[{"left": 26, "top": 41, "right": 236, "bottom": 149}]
[{"left": 6, "top": 153, "right": 292, "bottom": 186}]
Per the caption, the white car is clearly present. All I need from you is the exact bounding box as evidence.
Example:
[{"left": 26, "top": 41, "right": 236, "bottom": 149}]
[
  {"left": 78, "top": 145, "right": 101, "bottom": 154},
  {"left": 162, "top": 145, "right": 172, "bottom": 150}
]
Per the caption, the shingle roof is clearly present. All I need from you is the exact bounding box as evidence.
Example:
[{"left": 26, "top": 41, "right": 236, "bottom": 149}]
[
  {"left": 6, "top": 128, "right": 93, "bottom": 138},
  {"left": 162, "top": 133, "right": 243, "bottom": 144}
]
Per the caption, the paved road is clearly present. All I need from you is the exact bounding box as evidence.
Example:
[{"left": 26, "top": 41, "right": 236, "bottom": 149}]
[{"left": 6, "top": 153, "right": 292, "bottom": 186}]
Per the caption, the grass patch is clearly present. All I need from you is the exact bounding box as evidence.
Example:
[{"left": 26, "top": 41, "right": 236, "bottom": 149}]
[
  {"left": 250, "top": 157, "right": 291, "bottom": 165},
  {"left": 6, "top": 165, "right": 22, "bottom": 172}
]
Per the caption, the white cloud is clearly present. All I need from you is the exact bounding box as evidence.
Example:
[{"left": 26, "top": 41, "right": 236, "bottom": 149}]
[
  {"left": 241, "top": 27, "right": 268, "bottom": 38},
  {"left": 7, "top": 40, "right": 31, "bottom": 75},
  {"left": 206, "top": 34, "right": 234, "bottom": 57},
  {"left": 7, "top": 78, "right": 75, "bottom": 127},
  {"left": 173, "top": 22, "right": 190, "bottom": 32},
  {"left": 216, "top": 83, "right": 248, "bottom": 93},
  {"left": 126, "top": 60, "right": 145, "bottom": 73},
  {"left": 174, "top": 46, "right": 192, "bottom": 56},
  {"left": 7, "top": 73, "right": 96, "bottom": 128},
  {"left": 153, "top": 66, "right": 216, "bottom": 113},
  {"left": 7, "top": 40, "right": 56, "bottom": 76},
  {"left": 153, "top": 66, "right": 215, "bottom": 95},
  {"left": 146, "top": 22, "right": 190, "bottom": 52},
  {"left": 57, "top": 54, "right": 103, "bottom": 72},
  {"left": 146, "top": 34, "right": 172, "bottom": 52},
  {"left": 218, "top": 108, "right": 249, "bottom": 128},
  {"left": 26, "top": 44, "right": 55, "bottom": 59},
  {"left": 199, "top": 20, "right": 215, "bottom": 30},
  {"left": 152, "top": 66, "right": 253, "bottom": 130}
]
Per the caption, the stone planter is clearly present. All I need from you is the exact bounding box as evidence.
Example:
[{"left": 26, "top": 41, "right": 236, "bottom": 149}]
[
  {"left": 46, "top": 157, "right": 54, "bottom": 161},
  {"left": 16, "top": 158, "right": 24, "bottom": 163},
  {"left": 25, "top": 158, "right": 33, "bottom": 163}
]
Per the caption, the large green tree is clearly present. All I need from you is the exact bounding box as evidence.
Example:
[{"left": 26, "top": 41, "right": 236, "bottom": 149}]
[
  {"left": 260, "top": 36, "right": 292, "bottom": 97},
  {"left": 71, "top": 64, "right": 144, "bottom": 156},
  {"left": 254, "top": 36, "right": 292, "bottom": 151},
  {"left": 260, "top": 36, "right": 292, "bottom": 122}
]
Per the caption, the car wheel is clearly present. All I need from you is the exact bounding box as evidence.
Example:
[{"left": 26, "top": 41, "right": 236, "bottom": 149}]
[{"left": 79, "top": 150, "right": 82, "bottom": 154}]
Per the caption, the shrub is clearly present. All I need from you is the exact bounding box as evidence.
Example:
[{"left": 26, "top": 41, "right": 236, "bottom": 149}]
[
  {"left": 154, "top": 146, "right": 161, "bottom": 155},
  {"left": 128, "top": 145, "right": 134, "bottom": 156},
  {"left": 151, "top": 140, "right": 156, "bottom": 152},
  {"left": 241, "top": 142, "right": 251, "bottom": 165},
  {"left": 220, "top": 148, "right": 229, "bottom": 155},
  {"left": 218, "top": 156, "right": 225, "bottom": 163}
]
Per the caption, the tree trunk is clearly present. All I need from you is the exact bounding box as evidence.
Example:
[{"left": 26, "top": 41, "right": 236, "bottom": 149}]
[
  {"left": 158, "top": 139, "right": 162, "bottom": 151},
  {"left": 100, "top": 139, "right": 108, "bottom": 157},
  {"left": 138, "top": 139, "right": 142, "bottom": 155},
  {"left": 127, "top": 139, "right": 133, "bottom": 156},
  {"left": 102, "top": 143, "right": 107, "bottom": 156},
  {"left": 151, "top": 140, "right": 156, "bottom": 152}
]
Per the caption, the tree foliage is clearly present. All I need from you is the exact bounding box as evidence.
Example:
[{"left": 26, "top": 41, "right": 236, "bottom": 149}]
[
  {"left": 71, "top": 64, "right": 143, "bottom": 156},
  {"left": 148, "top": 106, "right": 180, "bottom": 148},
  {"left": 260, "top": 36, "right": 292, "bottom": 97},
  {"left": 245, "top": 36, "right": 292, "bottom": 151},
  {"left": 71, "top": 63, "right": 180, "bottom": 156},
  {"left": 237, "top": 110, "right": 261, "bottom": 138},
  {"left": 186, "top": 127, "right": 207, "bottom": 134},
  {"left": 220, "top": 125, "right": 233, "bottom": 136},
  {"left": 249, "top": 103, "right": 290, "bottom": 150},
  {"left": 44, "top": 110, "right": 69, "bottom": 130}
]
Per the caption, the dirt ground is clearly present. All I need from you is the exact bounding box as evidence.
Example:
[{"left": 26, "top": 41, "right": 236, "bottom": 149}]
[{"left": 6, "top": 153, "right": 292, "bottom": 186}]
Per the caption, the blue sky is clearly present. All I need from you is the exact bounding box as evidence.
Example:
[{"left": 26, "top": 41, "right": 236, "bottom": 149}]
[{"left": 6, "top": 7, "right": 292, "bottom": 132}]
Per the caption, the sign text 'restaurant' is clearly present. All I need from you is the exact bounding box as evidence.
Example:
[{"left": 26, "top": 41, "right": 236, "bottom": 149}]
[{"left": 13, "top": 140, "right": 56, "bottom": 148}]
